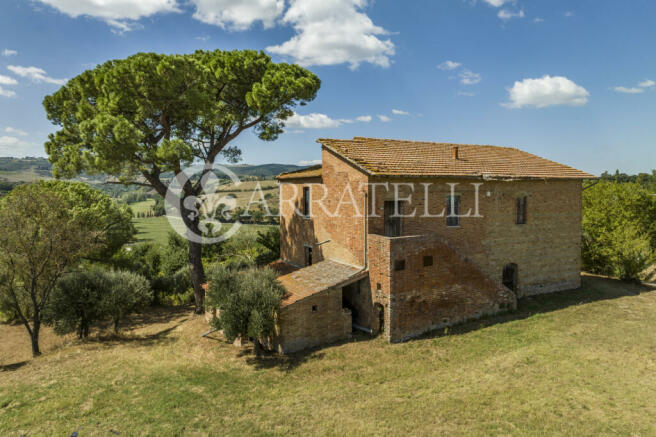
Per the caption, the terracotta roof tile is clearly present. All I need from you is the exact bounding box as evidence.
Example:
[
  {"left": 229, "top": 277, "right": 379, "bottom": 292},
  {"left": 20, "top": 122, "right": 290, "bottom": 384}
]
[
  {"left": 277, "top": 165, "right": 322, "bottom": 181},
  {"left": 318, "top": 137, "right": 594, "bottom": 180},
  {"left": 278, "top": 260, "right": 366, "bottom": 307}
]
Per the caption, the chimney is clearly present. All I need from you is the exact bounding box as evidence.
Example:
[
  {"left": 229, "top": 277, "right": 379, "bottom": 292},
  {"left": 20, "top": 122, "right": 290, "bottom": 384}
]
[{"left": 452, "top": 146, "right": 459, "bottom": 160}]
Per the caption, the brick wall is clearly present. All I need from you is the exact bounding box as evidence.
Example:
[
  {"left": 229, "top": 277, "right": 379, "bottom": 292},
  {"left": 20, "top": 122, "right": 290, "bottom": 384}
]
[
  {"left": 280, "top": 148, "right": 368, "bottom": 268},
  {"left": 271, "top": 287, "right": 351, "bottom": 354},
  {"left": 278, "top": 147, "right": 583, "bottom": 344},
  {"left": 369, "top": 233, "right": 516, "bottom": 342},
  {"left": 367, "top": 177, "right": 582, "bottom": 297}
]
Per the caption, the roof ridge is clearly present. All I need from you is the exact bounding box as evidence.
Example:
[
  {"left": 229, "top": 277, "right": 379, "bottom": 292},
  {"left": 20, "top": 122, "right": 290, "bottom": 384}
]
[
  {"left": 315, "top": 137, "right": 594, "bottom": 179},
  {"left": 321, "top": 137, "right": 518, "bottom": 150}
]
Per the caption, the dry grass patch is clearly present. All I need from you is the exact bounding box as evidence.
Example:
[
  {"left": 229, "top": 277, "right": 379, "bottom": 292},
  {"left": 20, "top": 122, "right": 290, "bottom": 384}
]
[{"left": 2, "top": 274, "right": 656, "bottom": 436}]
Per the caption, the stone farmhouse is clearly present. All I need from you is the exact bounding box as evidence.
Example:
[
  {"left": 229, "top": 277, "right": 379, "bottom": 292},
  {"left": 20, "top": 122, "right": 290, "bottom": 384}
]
[{"left": 269, "top": 137, "right": 593, "bottom": 354}]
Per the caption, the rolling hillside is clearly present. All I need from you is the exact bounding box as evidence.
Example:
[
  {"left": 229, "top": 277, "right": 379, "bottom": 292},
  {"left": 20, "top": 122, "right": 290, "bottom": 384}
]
[{"left": 0, "top": 157, "right": 302, "bottom": 183}]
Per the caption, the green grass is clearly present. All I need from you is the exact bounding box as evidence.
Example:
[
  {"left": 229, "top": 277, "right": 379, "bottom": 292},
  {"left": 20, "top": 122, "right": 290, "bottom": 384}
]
[
  {"left": 132, "top": 216, "right": 275, "bottom": 246},
  {"left": 128, "top": 199, "right": 156, "bottom": 215},
  {"left": 0, "top": 170, "right": 51, "bottom": 183},
  {"left": 1, "top": 274, "right": 656, "bottom": 436}
]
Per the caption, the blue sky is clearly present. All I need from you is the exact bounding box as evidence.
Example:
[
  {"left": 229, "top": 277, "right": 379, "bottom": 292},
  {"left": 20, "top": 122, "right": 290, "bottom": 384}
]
[{"left": 1, "top": 0, "right": 655, "bottom": 175}]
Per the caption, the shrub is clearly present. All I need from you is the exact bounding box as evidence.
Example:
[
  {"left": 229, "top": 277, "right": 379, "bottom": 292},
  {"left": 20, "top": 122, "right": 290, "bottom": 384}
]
[
  {"left": 206, "top": 266, "right": 285, "bottom": 355},
  {"left": 102, "top": 270, "right": 152, "bottom": 332},
  {"left": 45, "top": 268, "right": 152, "bottom": 337},
  {"left": 45, "top": 268, "right": 108, "bottom": 338},
  {"left": 582, "top": 181, "right": 656, "bottom": 280}
]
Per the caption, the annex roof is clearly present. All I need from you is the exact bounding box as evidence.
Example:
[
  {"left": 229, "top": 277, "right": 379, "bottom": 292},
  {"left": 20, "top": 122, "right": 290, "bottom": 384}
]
[
  {"left": 277, "top": 164, "right": 322, "bottom": 181},
  {"left": 278, "top": 259, "right": 367, "bottom": 307}
]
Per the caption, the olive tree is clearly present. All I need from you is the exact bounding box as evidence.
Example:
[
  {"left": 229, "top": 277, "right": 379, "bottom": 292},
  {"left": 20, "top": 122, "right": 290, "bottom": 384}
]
[
  {"left": 206, "top": 265, "right": 285, "bottom": 355},
  {"left": 0, "top": 183, "right": 97, "bottom": 356},
  {"left": 43, "top": 50, "right": 320, "bottom": 314}
]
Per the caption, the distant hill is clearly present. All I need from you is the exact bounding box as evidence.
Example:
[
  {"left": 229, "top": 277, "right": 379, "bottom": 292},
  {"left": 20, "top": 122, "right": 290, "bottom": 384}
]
[
  {"left": 0, "top": 157, "right": 304, "bottom": 184},
  {"left": 225, "top": 163, "right": 303, "bottom": 178}
]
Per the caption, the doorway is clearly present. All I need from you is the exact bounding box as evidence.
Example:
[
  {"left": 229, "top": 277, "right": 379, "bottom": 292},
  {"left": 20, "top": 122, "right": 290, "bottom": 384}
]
[{"left": 502, "top": 263, "right": 518, "bottom": 293}]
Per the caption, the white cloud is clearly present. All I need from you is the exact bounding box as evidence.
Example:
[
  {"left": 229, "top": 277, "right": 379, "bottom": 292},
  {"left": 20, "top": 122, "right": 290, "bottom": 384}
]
[
  {"left": 0, "top": 136, "right": 20, "bottom": 147},
  {"left": 5, "top": 127, "right": 28, "bottom": 136},
  {"left": 503, "top": 75, "right": 589, "bottom": 109},
  {"left": 0, "top": 87, "right": 16, "bottom": 98},
  {"left": 190, "top": 0, "right": 284, "bottom": 31},
  {"left": 438, "top": 61, "right": 481, "bottom": 86},
  {"left": 392, "top": 109, "right": 410, "bottom": 116},
  {"left": 287, "top": 112, "right": 373, "bottom": 129},
  {"left": 0, "top": 75, "right": 18, "bottom": 85},
  {"left": 533, "top": 17, "right": 544, "bottom": 23},
  {"left": 287, "top": 113, "right": 341, "bottom": 129},
  {"left": 2, "top": 49, "right": 18, "bottom": 57},
  {"left": 438, "top": 60, "right": 461, "bottom": 71},
  {"left": 267, "top": 0, "right": 395, "bottom": 69},
  {"left": 298, "top": 159, "right": 322, "bottom": 166},
  {"left": 613, "top": 79, "right": 655, "bottom": 94},
  {"left": 0, "top": 136, "right": 41, "bottom": 156},
  {"left": 459, "top": 70, "right": 481, "bottom": 85},
  {"left": 564, "top": 11, "right": 574, "bottom": 17},
  {"left": 377, "top": 115, "right": 391, "bottom": 122},
  {"left": 483, "top": 0, "right": 513, "bottom": 7},
  {"left": 614, "top": 86, "right": 643, "bottom": 94},
  {"left": 498, "top": 9, "right": 524, "bottom": 20},
  {"left": 33, "top": 0, "right": 180, "bottom": 31},
  {"left": 7, "top": 65, "right": 67, "bottom": 85}
]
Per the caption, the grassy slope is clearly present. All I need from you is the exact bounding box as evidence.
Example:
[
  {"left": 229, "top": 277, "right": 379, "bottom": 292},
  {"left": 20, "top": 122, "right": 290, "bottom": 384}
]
[{"left": 1, "top": 275, "right": 656, "bottom": 436}]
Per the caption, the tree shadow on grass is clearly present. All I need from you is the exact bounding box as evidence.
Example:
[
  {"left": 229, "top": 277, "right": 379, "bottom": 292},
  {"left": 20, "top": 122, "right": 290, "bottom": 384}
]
[
  {"left": 0, "top": 360, "right": 29, "bottom": 372},
  {"left": 86, "top": 322, "right": 186, "bottom": 348},
  {"left": 417, "top": 273, "right": 656, "bottom": 341},
  {"left": 238, "top": 332, "right": 379, "bottom": 371},
  {"left": 240, "top": 347, "right": 327, "bottom": 372}
]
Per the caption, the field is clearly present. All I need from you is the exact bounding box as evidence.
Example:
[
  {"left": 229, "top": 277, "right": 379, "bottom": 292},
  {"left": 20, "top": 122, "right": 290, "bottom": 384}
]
[
  {"left": 129, "top": 199, "right": 156, "bottom": 215},
  {"left": 133, "top": 216, "right": 276, "bottom": 246},
  {"left": 2, "top": 274, "right": 656, "bottom": 436}
]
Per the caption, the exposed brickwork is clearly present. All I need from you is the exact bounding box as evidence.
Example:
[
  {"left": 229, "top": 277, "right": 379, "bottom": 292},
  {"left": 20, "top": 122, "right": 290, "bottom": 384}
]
[
  {"left": 274, "top": 140, "right": 585, "bottom": 351},
  {"left": 270, "top": 286, "right": 351, "bottom": 354},
  {"left": 369, "top": 233, "right": 516, "bottom": 341},
  {"left": 280, "top": 148, "right": 367, "bottom": 268}
]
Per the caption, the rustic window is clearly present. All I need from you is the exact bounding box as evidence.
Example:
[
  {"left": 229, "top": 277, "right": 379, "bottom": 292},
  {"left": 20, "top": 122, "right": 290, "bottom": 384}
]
[
  {"left": 394, "top": 259, "right": 405, "bottom": 271},
  {"left": 423, "top": 255, "right": 433, "bottom": 267},
  {"left": 312, "top": 305, "right": 318, "bottom": 312},
  {"left": 376, "top": 283, "right": 382, "bottom": 290},
  {"left": 384, "top": 200, "right": 403, "bottom": 237},
  {"left": 516, "top": 196, "right": 527, "bottom": 224},
  {"left": 302, "top": 186, "right": 311, "bottom": 217},
  {"left": 446, "top": 195, "right": 460, "bottom": 227},
  {"left": 304, "top": 246, "right": 313, "bottom": 266}
]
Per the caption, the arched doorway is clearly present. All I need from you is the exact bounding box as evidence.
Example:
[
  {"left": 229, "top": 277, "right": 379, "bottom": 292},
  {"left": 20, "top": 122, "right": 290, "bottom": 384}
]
[{"left": 502, "top": 263, "right": 518, "bottom": 293}]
